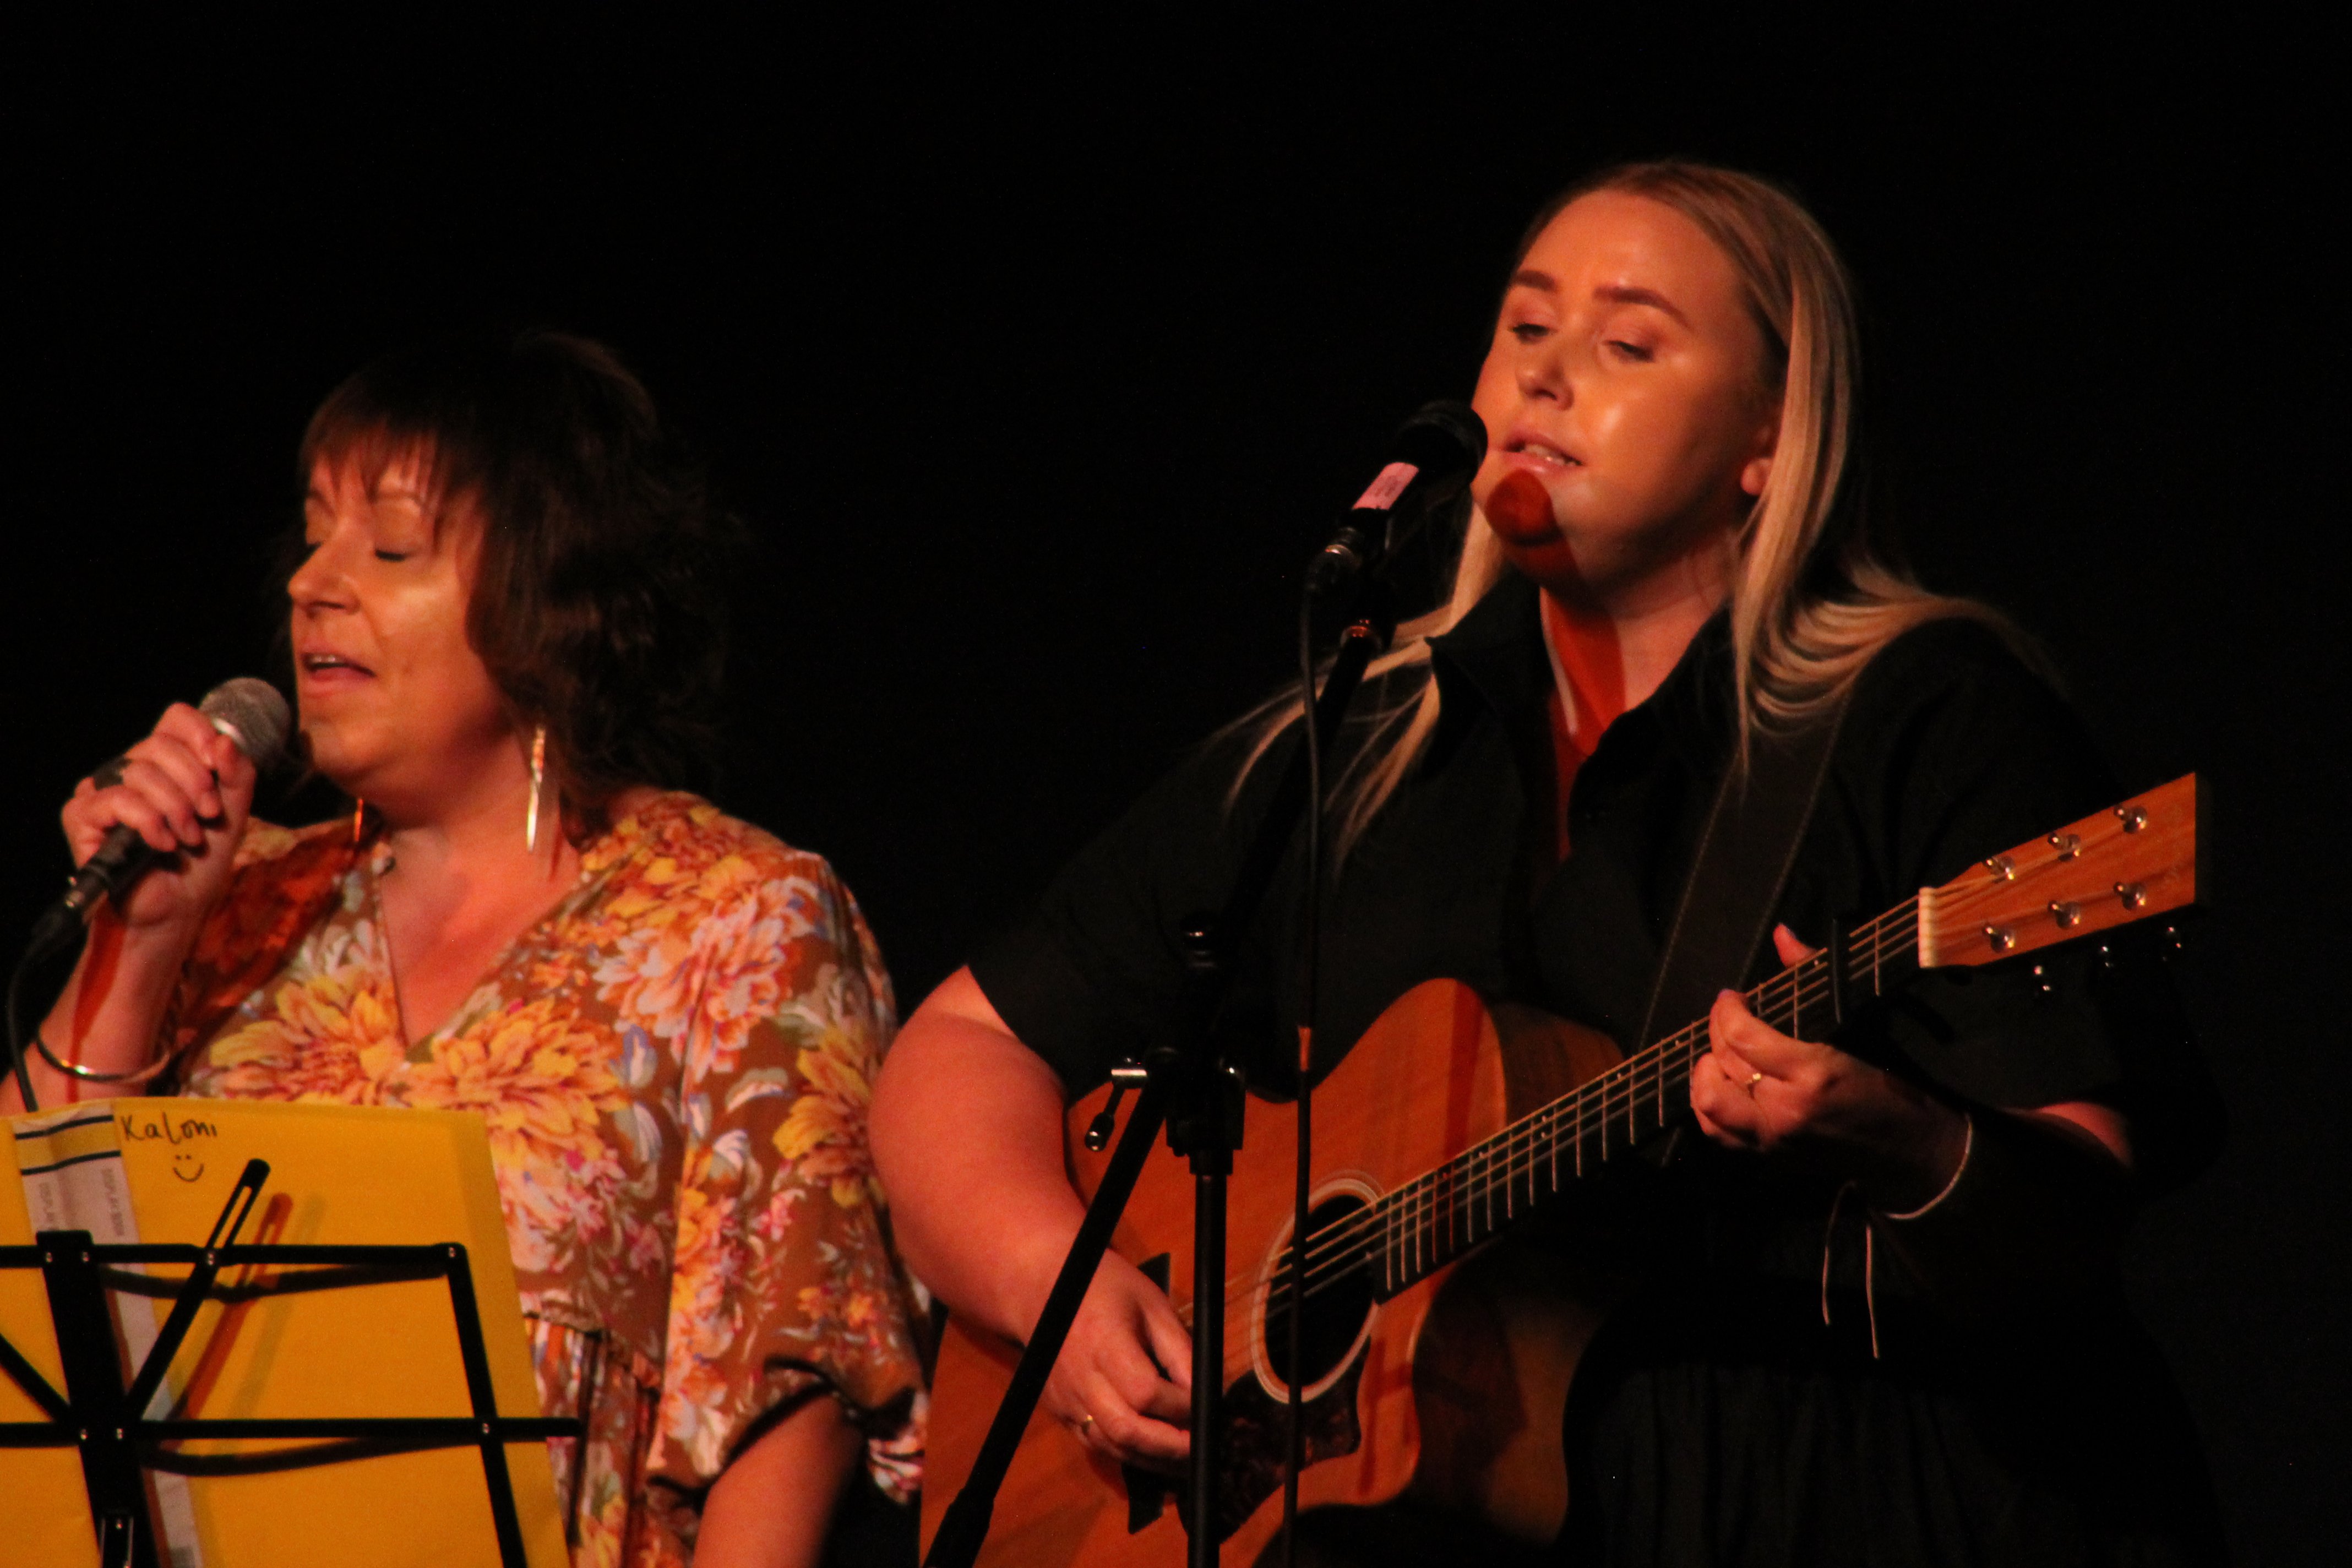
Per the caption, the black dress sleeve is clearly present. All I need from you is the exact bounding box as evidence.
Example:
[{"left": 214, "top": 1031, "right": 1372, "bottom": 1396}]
[{"left": 969, "top": 723, "right": 1293, "bottom": 1096}]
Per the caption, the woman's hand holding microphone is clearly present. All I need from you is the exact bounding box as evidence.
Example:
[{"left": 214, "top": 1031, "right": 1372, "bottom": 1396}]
[{"left": 7, "top": 682, "right": 286, "bottom": 1111}]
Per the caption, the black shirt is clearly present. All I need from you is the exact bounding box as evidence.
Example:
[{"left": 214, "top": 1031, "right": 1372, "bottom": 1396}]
[{"left": 971, "top": 571, "right": 2220, "bottom": 1565}]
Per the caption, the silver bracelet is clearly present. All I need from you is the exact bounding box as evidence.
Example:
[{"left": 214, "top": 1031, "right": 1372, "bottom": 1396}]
[
  {"left": 31, "top": 1031, "right": 175, "bottom": 1087},
  {"left": 1881, "top": 1113, "right": 1975, "bottom": 1222}
]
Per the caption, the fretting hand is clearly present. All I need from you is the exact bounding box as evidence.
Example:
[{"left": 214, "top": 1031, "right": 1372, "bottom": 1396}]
[{"left": 1689, "top": 924, "right": 1969, "bottom": 1212}]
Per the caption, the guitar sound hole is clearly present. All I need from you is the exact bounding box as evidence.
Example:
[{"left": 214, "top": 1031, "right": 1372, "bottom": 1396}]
[{"left": 1262, "top": 1194, "right": 1375, "bottom": 1396}]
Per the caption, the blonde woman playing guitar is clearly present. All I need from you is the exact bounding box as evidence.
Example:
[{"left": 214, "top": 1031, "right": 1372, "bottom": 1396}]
[{"left": 873, "top": 164, "right": 2222, "bottom": 1567}]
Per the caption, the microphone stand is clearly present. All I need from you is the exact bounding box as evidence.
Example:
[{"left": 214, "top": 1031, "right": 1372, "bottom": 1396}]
[{"left": 924, "top": 575, "right": 1400, "bottom": 1568}]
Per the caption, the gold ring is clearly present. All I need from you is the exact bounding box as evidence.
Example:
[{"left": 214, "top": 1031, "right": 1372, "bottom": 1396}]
[
  {"left": 1076, "top": 1414, "right": 1096, "bottom": 1431},
  {"left": 1743, "top": 1069, "right": 1764, "bottom": 1096}
]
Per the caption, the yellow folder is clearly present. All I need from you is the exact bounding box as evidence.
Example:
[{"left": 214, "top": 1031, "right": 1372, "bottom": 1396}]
[{"left": 1, "top": 1098, "right": 568, "bottom": 1568}]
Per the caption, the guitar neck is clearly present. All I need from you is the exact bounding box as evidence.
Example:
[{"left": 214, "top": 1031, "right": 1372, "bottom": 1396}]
[{"left": 1363, "top": 897, "right": 1925, "bottom": 1298}]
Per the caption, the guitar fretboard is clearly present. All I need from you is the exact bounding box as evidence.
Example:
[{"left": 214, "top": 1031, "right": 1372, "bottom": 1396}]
[{"left": 1267, "top": 899, "right": 1926, "bottom": 1319}]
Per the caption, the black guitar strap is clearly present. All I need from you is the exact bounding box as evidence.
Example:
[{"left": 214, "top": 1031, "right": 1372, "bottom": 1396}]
[{"left": 1632, "top": 693, "right": 1852, "bottom": 1055}]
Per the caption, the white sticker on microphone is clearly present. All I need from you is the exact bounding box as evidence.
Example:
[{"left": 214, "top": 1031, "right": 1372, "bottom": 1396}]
[{"left": 1354, "top": 461, "right": 1419, "bottom": 512}]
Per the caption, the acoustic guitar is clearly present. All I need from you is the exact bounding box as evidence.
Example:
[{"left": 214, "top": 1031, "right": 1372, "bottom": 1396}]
[{"left": 922, "top": 775, "right": 2199, "bottom": 1567}]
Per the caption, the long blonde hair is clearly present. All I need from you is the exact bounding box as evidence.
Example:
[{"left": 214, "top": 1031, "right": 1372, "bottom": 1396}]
[{"left": 1251, "top": 161, "right": 2000, "bottom": 853}]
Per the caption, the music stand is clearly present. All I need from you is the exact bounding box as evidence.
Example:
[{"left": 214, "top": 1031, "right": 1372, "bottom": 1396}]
[{"left": 0, "top": 1159, "right": 579, "bottom": 1568}]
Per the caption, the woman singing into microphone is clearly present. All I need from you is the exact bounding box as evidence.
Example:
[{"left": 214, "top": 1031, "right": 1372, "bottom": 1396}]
[
  {"left": 7, "top": 330, "right": 924, "bottom": 1567},
  {"left": 873, "top": 163, "right": 2222, "bottom": 1565}
]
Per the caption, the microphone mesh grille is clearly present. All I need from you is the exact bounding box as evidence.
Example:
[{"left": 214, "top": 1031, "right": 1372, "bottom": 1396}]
[{"left": 200, "top": 678, "right": 293, "bottom": 772}]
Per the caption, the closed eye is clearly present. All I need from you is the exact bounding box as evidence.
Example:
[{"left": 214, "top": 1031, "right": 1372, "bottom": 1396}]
[
  {"left": 1608, "top": 340, "right": 1654, "bottom": 362},
  {"left": 373, "top": 549, "right": 411, "bottom": 563},
  {"left": 1510, "top": 322, "right": 1551, "bottom": 343}
]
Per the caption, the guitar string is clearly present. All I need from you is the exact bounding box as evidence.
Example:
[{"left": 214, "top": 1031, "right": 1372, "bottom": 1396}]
[
  {"left": 1267, "top": 950, "right": 1863, "bottom": 1299},
  {"left": 1291, "top": 891, "right": 1973, "bottom": 1314},
  {"left": 1276, "top": 844, "right": 2144, "bottom": 1316},
  {"left": 1236, "top": 832, "right": 2157, "bottom": 1341},
  {"left": 1209, "top": 832, "right": 2155, "bottom": 1380},
  {"left": 1315, "top": 909, "right": 1910, "bottom": 1272},
  {"left": 1242, "top": 957, "right": 1865, "bottom": 1330},
  {"left": 1248, "top": 904, "right": 1920, "bottom": 1313},
  {"left": 1222, "top": 962, "right": 1856, "bottom": 1385},
  {"left": 1241, "top": 905, "right": 1920, "bottom": 1322}
]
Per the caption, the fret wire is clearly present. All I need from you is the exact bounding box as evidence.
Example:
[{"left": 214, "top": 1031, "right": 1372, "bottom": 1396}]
[
  {"left": 1467, "top": 1128, "right": 1486, "bottom": 1241},
  {"left": 1419, "top": 1169, "right": 1429, "bottom": 1275},
  {"left": 1411, "top": 1166, "right": 1430, "bottom": 1278},
  {"left": 1464, "top": 1137, "right": 1479, "bottom": 1246},
  {"left": 1390, "top": 1180, "right": 1403, "bottom": 1287},
  {"left": 1654, "top": 1022, "right": 1668, "bottom": 1128},
  {"left": 1625, "top": 1039, "right": 1638, "bottom": 1145},
  {"left": 1382, "top": 1198, "right": 1392, "bottom": 1294},
  {"left": 1571, "top": 1086, "right": 1589, "bottom": 1185},
  {"left": 1453, "top": 1145, "right": 1469, "bottom": 1253}
]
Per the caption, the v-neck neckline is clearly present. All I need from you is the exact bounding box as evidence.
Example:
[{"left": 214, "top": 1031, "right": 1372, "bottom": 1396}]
[{"left": 361, "top": 833, "right": 609, "bottom": 1053}]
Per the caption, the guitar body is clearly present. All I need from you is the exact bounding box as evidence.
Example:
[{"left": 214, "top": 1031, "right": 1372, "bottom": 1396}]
[{"left": 922, "top": 980, "right": 1625, "bottom": 1567}]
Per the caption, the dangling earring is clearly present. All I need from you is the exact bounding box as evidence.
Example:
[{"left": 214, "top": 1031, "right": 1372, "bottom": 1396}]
[
  {"left": 351, "top": 798, "right": 367, "bottom": 848},
  {"left": 526, "top": 726, "right": 547, "bottom": 853}
]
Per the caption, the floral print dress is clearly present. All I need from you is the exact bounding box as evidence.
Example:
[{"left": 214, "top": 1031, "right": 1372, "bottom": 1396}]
[{"left": 160, "top": 793, "right": 925, "bottom": 1566}]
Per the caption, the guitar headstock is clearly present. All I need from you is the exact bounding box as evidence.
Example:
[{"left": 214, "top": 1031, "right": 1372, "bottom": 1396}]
[{"left": 1918, "top": 774, "right": 2197, "bottom": 968}]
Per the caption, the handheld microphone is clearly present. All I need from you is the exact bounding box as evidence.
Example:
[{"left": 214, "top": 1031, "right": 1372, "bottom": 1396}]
[
  {"left": 1305, "top": 401, "right": 1488, "bottom": 600},
  {"left": 29, "top": 678, "right": 293, "bottom": 961}
]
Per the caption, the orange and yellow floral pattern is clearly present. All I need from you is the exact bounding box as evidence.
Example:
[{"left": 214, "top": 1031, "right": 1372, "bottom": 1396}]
[{"left": 165, "top": 794, "right": 925, "bottom": 1566}]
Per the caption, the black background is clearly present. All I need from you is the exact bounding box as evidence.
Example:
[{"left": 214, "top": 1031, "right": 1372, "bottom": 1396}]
[{"left": 7, "top": 14, "right": 2344, "bottom": 1562}]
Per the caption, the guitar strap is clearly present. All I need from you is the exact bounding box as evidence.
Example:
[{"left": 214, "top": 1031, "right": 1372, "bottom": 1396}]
[{"left": 1631, "top": 692, "right": 1852, "bottom": 1055}]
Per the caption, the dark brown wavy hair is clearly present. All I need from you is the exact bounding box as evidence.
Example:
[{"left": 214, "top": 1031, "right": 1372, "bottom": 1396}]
[{"left": 297, "top": 328, "right": 737, "bottom": 835}]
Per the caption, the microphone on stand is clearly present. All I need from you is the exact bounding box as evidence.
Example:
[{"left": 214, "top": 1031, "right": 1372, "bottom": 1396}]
[
  {"left": 1305, "top": 401, "right": 1487, "bottom": 599},
  {"left": 28, "top": 677, "right": 292, "bottom": 962}
]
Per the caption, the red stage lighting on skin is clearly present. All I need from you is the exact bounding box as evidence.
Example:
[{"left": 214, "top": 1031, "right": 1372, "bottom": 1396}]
[{"left": 1484, "top": 469, "right": 1557, "bottom": 543}]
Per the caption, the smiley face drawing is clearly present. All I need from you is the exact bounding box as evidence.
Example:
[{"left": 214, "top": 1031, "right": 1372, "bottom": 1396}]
[{"left": 171, "top": 1151, "right": 205, "bottom": 1183}]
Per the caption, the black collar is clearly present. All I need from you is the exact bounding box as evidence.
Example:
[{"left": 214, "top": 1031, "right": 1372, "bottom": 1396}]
[
  {"left": 1427, "top": 570, "right": 1738, "bottom": 772},
  {"left": 1428, "top": 570, "right": 1547, "bottom": 734}
]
